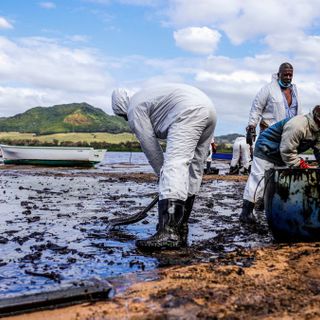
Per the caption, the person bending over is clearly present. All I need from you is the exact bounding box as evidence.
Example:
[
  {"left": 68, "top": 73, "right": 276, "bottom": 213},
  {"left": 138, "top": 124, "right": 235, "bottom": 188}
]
[
  {"left": 112, "top": 83, "right": 217, "bottom": 250},
  {"left": 240, "top": 105, "right": 320, "bottom": 224}
]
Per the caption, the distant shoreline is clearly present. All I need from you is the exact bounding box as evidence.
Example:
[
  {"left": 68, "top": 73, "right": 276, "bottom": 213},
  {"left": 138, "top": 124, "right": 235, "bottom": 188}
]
[{"left": 0, "top": 131, "right": 235, "bottom": 153}]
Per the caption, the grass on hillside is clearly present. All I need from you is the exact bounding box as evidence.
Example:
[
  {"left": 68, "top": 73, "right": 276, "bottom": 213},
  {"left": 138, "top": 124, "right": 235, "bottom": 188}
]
[{"left": 0, "top": 132, "right": 137, "bottom": 144}]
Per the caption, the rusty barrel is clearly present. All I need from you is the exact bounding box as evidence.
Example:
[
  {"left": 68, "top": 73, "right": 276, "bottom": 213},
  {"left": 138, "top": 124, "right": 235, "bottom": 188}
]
[{"left": 264, "top": 168, "right": 320, "bottom": 242}]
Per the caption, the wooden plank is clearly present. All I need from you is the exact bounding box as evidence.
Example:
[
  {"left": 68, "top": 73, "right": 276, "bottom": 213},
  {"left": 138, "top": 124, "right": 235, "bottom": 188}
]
[{"left": 0, "top": 280, "right": 113, "bottom": 317}]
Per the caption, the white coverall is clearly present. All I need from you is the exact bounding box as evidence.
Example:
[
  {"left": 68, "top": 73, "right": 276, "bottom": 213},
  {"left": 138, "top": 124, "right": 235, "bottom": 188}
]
[
  {"left": 230, "top": 136, "right": 251, "bottom": 171},
  {"left": 112, "top": 83, "right": 217, "bottom": 200},
  {"left": 206, "top": 137, "right": 215, "bottom": 165},
  {"left": 248, "top": 74, "right": 301, "bottom": 129},
  {"left": 243, "top": 156, "right": 275, "bottom": 203}
]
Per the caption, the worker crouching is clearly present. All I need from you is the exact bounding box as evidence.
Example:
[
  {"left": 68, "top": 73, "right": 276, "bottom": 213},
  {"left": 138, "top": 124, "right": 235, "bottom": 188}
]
[
  {"left": 111, "top": 84, "right": 217, "bottom": 250},
  {"left": 240, "top": 105, "right": 320, "bottom": 224}
]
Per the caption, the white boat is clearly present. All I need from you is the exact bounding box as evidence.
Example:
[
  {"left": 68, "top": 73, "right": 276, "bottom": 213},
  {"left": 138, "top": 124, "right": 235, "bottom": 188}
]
[{"left": 0, "top": 145, "right": 106, "bottom": 167}]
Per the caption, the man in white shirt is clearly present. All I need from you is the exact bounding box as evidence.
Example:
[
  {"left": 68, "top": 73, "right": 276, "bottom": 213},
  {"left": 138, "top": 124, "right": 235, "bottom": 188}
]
[{"left": 247, "top": 62, "right": 301, "bottom": 134}]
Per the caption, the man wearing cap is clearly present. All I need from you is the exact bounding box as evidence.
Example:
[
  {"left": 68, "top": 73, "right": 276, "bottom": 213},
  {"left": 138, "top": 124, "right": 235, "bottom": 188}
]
[
  {"left": 111, "top": 83, "right": 217, "bottom": 250},
  {"left": 240, "top": 106, "right": 320, "bottom": 224}
]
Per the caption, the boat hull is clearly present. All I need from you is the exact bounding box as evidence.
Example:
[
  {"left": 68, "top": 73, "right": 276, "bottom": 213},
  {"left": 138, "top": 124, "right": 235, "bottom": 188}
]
[
  {"left": 212, "top": 153, "right": 232, "bottom": 160},
  {"left": 264, "top": 168, "right": 320, "bottom": 242},
  {"left": 0, "top": 145, "right": 106, "bottom": 167}
]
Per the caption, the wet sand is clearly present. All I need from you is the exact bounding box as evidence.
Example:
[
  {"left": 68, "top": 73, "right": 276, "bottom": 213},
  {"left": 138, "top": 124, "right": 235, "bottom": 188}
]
[
  {"left": 6, "top": 242, "right": 320, "bottom": 320},
  {"left": 1, "top": 166, "right": 319, "bottom": 319}
]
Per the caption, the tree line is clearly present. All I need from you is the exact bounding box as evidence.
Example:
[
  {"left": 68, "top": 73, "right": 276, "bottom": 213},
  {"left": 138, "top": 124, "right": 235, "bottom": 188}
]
[
  {"left": 0, "top": 138, "right": 232, "bottom": 152},
  {"left": 0, "top": 138, "right": 143, "bottom": 152}
]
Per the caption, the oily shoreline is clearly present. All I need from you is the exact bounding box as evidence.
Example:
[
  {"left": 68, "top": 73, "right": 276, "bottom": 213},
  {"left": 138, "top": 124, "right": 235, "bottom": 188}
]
[
  {"left": 2, "top": 169, "right": 318, "bottom": 319},
  {"left": 3, "top": 242, "right": 320, "bottom": 320}
]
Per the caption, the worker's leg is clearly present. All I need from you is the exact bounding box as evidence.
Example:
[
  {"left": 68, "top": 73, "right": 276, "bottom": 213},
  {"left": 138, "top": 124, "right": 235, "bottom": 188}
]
[
  {"left": 181, "top": 109, "right": 216, "bottom": 243},
  {"left": 137, "top": 107, "right": 216, "bottom": 250},
  {"left": 243, "top": 157, "right": 274, "bottom": 203},
  {"left": 188, "top": 113, "right": 216, "bottom": 196},
  {"left": 239, "top": 141, "right": 251, "bottom": 171},
  {"left": 205, "top": 160, "right": 212, "bottom": 174},
  {"left": 159, "top": 107, "right": 216, "bottom": 200},
  {"left": 240, "top": 157, "right": 274, "bottom": 223},
  {"left": 229, "top": 139, "right": 241, "bottom": 174}
]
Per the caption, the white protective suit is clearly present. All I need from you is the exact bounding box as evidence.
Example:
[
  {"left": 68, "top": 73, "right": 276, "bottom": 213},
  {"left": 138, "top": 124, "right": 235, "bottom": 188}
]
[
  {"left": 112, "top": 83, "right": 217, "bottom": 200},
  {"left": 230, "top": 136, "right": 251, "bottom": 170},
  {"left": 248, "top": 74, "right": 302, "bottom": 129},
  {"left": 206, "top": 137, "right": 215, "bottom": 163}
]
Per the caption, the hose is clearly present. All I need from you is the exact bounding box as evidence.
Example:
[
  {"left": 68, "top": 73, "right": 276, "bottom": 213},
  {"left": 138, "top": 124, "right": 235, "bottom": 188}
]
[{"left": 108, "top": 195, "right": 159, "bottom": 229}]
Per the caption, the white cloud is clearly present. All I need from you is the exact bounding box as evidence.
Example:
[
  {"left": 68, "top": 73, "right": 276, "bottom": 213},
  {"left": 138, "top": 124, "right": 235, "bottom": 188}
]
[
  {"left": 118, "top": 0, "right": 159, "bottom": 5},
  {"left": 265, "top": 33, "right": 320, "bottom": 58},
  {"left": 82, "top": 0, "right": 110, "bottom": 4},
  {"left": 0, "top": 36, "right": 112, "bottom": 92},
  {"left": 67, "top": 34, "right": 90, "bottom": 43},
  {"left": 196, "top": 70, "right": 264, "bottom": 84},
  {"left": 0, "top": 17, "right": 13, "bottom": 29},
  {"left": 39, "top": 2, "right": 56, "bottom": 9},
  {"left": 1, "top": 34, "right": 319, "bottom": 134},
  {"left": 0, "top": 86, "right": 110, "bottom": 117},
  {"left": 221, "top": 1, "right": 318, "bottom": 45},
  {"left": 174, "top": 27, "right": 221, "bottom": 55},
  {"left": 166, "top": 0, "right": 239, "bottom": 27},
  {"left": 2, "top": 1, "right": 320, "bottom": 135},
  {"left": 0, "top": 36, "right": 115, "bottom": 117},
  {"left": 83, "top": 0, "right": 159, "bottom": 5},
  {"left": 165, "top": 0, "right": 320, "bottom": 45}
]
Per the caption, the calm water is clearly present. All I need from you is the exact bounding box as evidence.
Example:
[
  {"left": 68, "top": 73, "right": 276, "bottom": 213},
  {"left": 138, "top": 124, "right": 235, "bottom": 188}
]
[{"left": 97, "top": 151, "right": 229, "bottom": 174}]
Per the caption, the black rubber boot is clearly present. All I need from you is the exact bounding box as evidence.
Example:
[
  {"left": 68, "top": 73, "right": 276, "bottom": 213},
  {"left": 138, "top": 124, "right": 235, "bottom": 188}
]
[
  {"left": 136, "top": 199, "right": 185, "bottom": 251},
  {"left": 180, "top": 195, "right": 195, "bottom": 245},
  {"left": 229, "top": 165, "right": 239, "bottom": 175},
  {"left": 241, "top": 167, "right": 250, "bottom": 176},
  {"left": 240, "top": 200, "right": 256, "bottom": 224},
  {"left": 206, "top": 161, "right": 211, "bottom": 174},
  {"left": 255, "top": 198, "right": 264, "bottom": 211}
]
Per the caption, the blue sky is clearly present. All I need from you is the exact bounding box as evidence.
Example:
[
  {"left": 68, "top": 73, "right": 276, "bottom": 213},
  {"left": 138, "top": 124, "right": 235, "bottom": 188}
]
[{"left": 0, "top": 0, "right": 320, "bottom": 135}]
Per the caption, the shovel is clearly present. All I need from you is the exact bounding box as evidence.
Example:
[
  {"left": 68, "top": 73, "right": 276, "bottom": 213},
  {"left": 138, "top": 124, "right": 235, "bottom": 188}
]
[{"left": 107, "top": 195, "right": 159, "bottom": 229}]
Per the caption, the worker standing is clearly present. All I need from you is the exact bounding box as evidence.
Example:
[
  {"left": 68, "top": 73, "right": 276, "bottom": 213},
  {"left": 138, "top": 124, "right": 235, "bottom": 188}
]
[
  {"left": 112, "top": 83, "right": 217, "bottom": 250},
  {"left": 240, "top": 106, "right": 320, "bottom": 224},
  {"left": 244, "top": 62, "right": 302, "bottom": 212},
  {"left": 247, "top": 62, "right": 302, "bottom": 135}
]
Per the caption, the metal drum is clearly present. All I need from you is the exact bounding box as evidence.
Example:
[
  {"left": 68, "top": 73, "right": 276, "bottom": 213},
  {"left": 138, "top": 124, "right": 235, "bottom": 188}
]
[{"left": 264, "top": 168, "right": 320, "bottom": 242}]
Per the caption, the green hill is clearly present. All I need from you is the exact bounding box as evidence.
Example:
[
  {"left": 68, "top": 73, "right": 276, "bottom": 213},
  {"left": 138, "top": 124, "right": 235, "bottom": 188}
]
[
  {"left": 215, "top": 133, "right": 244, "bottom": 145},
  {"left": 0, "top": 102, "right": 130, "bottom": 135}
]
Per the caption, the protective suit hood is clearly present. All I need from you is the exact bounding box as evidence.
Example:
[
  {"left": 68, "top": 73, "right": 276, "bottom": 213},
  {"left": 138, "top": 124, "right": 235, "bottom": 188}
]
[{"left": 112, "top": 88, "right": 130, "bottom": 116}]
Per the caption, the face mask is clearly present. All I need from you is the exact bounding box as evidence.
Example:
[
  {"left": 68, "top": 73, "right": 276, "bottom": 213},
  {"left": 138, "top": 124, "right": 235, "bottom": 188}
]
[{"left": 278, "top": 79, "right": 292, "bottom": 88}]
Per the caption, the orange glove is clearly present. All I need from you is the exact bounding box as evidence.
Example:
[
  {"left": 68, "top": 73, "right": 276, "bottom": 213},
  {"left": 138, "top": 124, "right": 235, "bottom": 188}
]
[{"left": 299, "top": 159, "right": 310, "bottom": 169}]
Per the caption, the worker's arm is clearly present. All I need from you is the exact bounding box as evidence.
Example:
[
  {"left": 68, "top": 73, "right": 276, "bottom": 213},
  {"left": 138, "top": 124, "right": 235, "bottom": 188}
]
[
  {"left": 248, "top": 86, "right": 269, "bottom": 128},
  {"left": 129, "top": 106, "right": 164, "bottom": 176}
]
